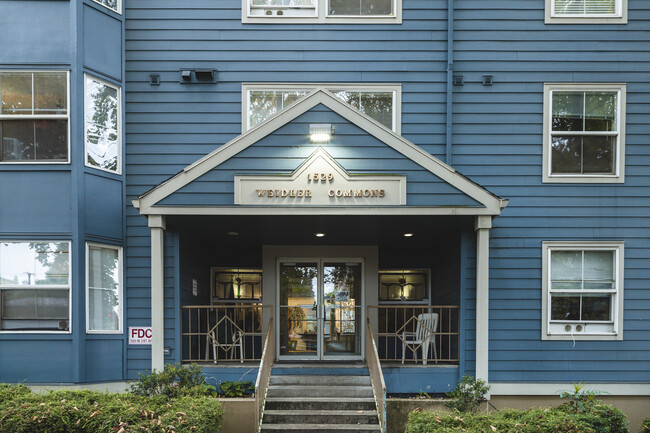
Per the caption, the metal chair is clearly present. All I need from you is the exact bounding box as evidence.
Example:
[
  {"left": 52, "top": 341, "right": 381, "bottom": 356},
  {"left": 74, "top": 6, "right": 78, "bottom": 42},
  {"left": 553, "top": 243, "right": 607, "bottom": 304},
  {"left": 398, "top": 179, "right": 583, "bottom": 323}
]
[
  {"left": 208, "top": 324, "right": 244, "bottom": 364},
  {"left": 401, "top": 313, "right": 438, "bottom": 365}
]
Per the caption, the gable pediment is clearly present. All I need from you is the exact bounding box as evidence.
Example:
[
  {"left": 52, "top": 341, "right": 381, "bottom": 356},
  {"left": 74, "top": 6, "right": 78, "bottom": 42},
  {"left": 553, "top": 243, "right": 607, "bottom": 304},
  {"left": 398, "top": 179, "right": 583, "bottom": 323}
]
[{"left": 133, "top": 89, "right": 506, "bottom": 216}]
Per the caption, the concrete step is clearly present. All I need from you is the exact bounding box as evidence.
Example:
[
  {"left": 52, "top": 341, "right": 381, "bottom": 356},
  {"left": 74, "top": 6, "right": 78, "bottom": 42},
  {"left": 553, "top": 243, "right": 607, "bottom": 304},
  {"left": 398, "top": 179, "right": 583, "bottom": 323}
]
[
  {"left": 262, "top": 409, "right": 379, "bottom": 425},
  {"left": 267, "top": 384, "right": 374, "bottom": 398},
  {"left": 270, "top": 375, "right": 371, "bottom": 386},
  {"left": 265, "top": 397, "right": 376, "bottom": 411},
  {"left": 272, "top": 363, "right": 369, "bottom": 376},
  {"left": 260, "top": 424, "right": 381, "bottom": 433}
]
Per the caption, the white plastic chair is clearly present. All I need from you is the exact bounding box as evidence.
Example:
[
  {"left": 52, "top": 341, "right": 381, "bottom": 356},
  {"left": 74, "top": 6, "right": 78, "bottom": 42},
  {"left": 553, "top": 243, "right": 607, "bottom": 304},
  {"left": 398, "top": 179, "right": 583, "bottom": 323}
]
[
  {"left": 401, "top": 313, "right": 438, "bottom": 365},
  {"left": 209, "top": 329, "right": 244, "bottom": 364}
]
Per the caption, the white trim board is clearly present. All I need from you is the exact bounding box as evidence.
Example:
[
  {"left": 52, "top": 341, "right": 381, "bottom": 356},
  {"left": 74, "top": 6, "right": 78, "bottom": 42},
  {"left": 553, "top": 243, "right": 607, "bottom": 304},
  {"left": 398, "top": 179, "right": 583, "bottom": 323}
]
[
  {"left": 133, "top": 89, "right": 505, "bottom": 216},
  {"left": 491, "top": 383, "right": 650, "bottom": 396}
]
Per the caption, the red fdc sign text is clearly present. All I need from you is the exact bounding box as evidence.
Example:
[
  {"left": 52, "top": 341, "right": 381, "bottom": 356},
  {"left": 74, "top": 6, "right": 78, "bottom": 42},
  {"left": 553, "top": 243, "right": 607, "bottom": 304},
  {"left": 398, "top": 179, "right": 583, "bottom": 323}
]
[{"left": 128, "top": 327, "right": 152, "bottom": 345}]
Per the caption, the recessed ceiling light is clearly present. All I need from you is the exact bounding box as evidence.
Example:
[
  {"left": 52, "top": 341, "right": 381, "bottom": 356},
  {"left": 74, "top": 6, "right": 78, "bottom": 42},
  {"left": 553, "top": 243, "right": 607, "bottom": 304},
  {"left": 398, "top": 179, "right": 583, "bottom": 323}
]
[
  {"left": 403, "top": 233, "right": 413, "bottom": 237},
  {"left": 227, "top": 231, "right": 239, "bottom": 236},
  {"left": 314, "top": 233, "right": 326, "bottom": 238}
]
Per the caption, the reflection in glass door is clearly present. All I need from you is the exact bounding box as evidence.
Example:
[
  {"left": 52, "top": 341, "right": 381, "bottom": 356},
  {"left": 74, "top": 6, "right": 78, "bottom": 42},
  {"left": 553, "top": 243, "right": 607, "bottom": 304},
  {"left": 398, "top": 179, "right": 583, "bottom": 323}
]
[{"left": 278, "top": 260, "right": 362, "bottom": 360}]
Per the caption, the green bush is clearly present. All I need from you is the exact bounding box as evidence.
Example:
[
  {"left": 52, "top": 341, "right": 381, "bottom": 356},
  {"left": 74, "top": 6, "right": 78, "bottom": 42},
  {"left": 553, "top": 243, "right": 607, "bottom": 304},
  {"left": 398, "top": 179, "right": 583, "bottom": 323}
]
[
  {"left": 405, "top": 400, "right": 629, "bottom": 433},
  {"left": 444, "top": 375, "right": 490, "bottom": 413},
  {"left": 218, "top": 380, "right": 255, "bottom": 397},
  {"left": 130, "top": 363, "right": 217, "bottom": 398},
  {"left": 641, "top": 418, "right": 650, "bottom": 432},
  {"left": 0, "top": 385, "right": 223, "bottom": 433}
]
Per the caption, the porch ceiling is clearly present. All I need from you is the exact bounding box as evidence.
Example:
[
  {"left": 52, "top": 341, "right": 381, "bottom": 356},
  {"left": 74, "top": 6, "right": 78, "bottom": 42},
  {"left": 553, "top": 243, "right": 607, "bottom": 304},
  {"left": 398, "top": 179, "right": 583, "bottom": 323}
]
[{"left": 167, "top": 214, "right": 473, "bottom": 248}]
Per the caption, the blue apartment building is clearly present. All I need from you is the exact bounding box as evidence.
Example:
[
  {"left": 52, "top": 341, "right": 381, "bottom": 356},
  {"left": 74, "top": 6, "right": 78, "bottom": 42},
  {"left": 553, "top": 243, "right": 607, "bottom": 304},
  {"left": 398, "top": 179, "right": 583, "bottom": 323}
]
[{"left": 0, "top": 0, "right": 648, "bottom": 430}]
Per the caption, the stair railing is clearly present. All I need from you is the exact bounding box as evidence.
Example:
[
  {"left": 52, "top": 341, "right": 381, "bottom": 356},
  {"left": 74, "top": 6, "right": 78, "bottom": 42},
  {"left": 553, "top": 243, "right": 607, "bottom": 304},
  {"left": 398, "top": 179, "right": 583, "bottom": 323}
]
[
  {"left": 255, "top": 316, "right": 274, "bottom": 432},
  {"left": 366, "top": 318, "right": 387, "bottom": 433}
]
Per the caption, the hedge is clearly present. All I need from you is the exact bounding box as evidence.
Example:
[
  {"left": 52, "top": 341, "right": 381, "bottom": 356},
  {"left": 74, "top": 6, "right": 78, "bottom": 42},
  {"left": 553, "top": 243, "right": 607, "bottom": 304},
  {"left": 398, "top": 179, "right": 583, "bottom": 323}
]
[
  {"left": 0, "top": 384, "right": 223, "bottom": 433},
  {"left": 405, "top": 402, "right": 629, "bottom": 433},
  {"left": 642, "top": 417, "right": 650, "bottom": 433}
]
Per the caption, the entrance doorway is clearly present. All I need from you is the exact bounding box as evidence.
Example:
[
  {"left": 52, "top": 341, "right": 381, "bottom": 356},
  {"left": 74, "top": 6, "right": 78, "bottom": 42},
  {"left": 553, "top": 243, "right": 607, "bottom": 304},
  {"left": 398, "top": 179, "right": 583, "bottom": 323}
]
[{"left": 278, "top": 259, "right": 363, "bottom": 360}]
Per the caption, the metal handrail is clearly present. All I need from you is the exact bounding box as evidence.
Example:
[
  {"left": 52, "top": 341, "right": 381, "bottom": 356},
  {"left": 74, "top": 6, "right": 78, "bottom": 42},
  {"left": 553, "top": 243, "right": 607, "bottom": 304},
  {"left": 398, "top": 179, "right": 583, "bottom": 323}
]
[
  {"left": 366, "top": 318, "right": 387, "bottom": 433},
  {"left": 255, "top": 317, "right": 274, "bottom": 432}
]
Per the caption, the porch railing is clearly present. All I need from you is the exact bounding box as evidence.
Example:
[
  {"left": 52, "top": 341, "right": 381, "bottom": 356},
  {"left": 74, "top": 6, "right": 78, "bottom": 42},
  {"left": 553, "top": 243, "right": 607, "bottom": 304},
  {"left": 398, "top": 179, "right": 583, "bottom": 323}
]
[
  {"left": 367, "top": 305, "right": 460, "bottom": 364},
  {"left": 366, "top": 318, "right": 387, "bottom": 433},
  {"left": 180, "top": 305, "right": 272, "bottom": 363},
  {"left": 255, "top": 317, "right": 274, "bottom": 431}
]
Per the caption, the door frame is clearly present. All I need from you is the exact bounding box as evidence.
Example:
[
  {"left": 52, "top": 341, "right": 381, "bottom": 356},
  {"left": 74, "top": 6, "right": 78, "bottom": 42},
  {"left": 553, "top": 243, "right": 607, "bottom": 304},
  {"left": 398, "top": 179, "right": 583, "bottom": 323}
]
[{"left": 275, "top": 257, "right": 365, "bottom": 361}]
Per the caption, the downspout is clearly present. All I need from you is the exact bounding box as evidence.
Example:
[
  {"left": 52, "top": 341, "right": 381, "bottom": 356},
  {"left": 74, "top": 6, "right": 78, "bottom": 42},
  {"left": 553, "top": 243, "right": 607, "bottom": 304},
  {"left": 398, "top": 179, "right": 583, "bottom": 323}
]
[{"left": 445, "top": 0, "right": 454, "bottom": 165}]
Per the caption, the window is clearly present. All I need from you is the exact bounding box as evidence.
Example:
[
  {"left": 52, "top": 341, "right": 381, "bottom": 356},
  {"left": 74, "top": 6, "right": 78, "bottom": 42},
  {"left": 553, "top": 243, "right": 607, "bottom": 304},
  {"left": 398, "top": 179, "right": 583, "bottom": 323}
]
[
  {"left": 379, "top": 269, "right": 430, "bottom": 303},
  {"left": 244, "top": 0, "right": 401, "bottom": 23},
  {"left": 243, "top": 83, "right": 401, "bottom": 133},
  {"left": 542, "top": 242, "right": 624, "bottom": 340},
  {"left": 91, "top": 0, "right": 121, "bottom": 14},
  {"left": 85, "top": 75, "right": 121, "bottom": 174},
  {"left": 543, "top": 83, "right": 626, "bottom": 183},
  {"left": 86, "top": 243, "right": 122, "bottom": 333},
  {"left": 0, "top": 71, "right": 69, "bottom": 163},
  {"left": 546, "top": 0, "right": 627, "bottom": 23},
  {"left": 0, "top": 241, "right": 71, "bottom": 332},
  {"left": 211, "top": 268, "right": 262, "bottom": 302}
]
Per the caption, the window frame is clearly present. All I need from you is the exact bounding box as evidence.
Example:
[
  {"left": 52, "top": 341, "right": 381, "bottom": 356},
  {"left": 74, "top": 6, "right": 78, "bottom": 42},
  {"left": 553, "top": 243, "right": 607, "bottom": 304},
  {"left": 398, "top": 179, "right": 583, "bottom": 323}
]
[
  {"left": 242, "top": 83, "right": 402, "bottom": 134},
  {"left": 242, "top": 0, "right": 402, "bottom": 24},
  {"left": 0, "top": 70, "right": 71, "bottom": 165},
  {"left": 84, "top": 74, "right": 122, "bottom": 175},
  {"left": 541, "top": 241, "right": 624, "bottom": 341},
  {"left": 0, "top": 240, "right": 72, "bottom": 334},
  {"left": 543, "top": 83, "right": 626, "bottom": 184},
  {"left": 85, "top": 242, "right": 123, "bottom": 334},
  {"left": 210, "top": 268, "right": 263, "bottom": 304},
  {"left": 545, "top": 0, "right": 627, "bottom": 24},
  {"left": 90, "top": 0, "right": 122, "bottom": 15},
  {"left": 378, "top": 268, "right": 431, "bottom": 305}
]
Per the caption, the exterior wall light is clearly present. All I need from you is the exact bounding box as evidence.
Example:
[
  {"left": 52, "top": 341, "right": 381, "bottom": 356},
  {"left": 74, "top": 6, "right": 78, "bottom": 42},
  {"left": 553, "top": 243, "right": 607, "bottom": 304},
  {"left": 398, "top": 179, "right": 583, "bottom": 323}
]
[{"left": 309, "top": 124, "right": 334, "bottom": 142}]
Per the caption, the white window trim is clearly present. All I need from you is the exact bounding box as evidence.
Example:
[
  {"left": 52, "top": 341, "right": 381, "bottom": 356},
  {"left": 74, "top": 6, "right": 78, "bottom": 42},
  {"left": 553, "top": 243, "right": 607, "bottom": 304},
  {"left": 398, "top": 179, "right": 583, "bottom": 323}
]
[
  {"left": 543, "top": 83, "right": 626, "bottom": 184},
  {"left": 84, "top": 74, "right": 122, "bottom": 175},
  {"left": 243, "top": 0, "right": 402, "bottom": 24},
  {"left": 0, "top": 70, "right": 71, "bottom": 165},
  {"left": 541, "top": 241, "right": 624, "bottom": 341},
  {"left": 85, "top": 242, "right": 123, "bottom": 334},
  {"left": 545, "top": 0, "right": 627, "bottom": 24},
  {"left": 242, "top": 83, "right": 402, "bottom": 134},
  {"left": 0, "top": 240, "right": 72, "bottom": 334},
  {"left": 91, "top": 0, "right": 122, "bottom": 14}
]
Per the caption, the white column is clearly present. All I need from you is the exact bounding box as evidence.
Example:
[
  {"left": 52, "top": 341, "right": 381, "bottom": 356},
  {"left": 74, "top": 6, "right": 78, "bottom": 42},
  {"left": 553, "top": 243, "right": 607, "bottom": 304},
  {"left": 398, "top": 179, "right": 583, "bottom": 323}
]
[
  {"left": 475, "top": 215, "right": 491, "bottom": 386},
  {"left": 149, "top": 215, "right": 166, "bottom": 372}
]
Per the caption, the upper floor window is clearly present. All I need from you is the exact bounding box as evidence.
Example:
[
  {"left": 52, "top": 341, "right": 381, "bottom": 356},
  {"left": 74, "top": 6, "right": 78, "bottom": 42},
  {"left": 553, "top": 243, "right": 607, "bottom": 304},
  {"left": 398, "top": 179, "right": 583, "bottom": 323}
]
[
  {"left": 546, "top": 0, "right": 627, "bottom": 24},
  {"left": 243, "top": 83, "right": 401, "bottom": 133},
  {"left": 84, "top": 75, "right": 121, "bottom": 174},
  {"left": 92, "top": 0, "right": 121, "bottom": 14},
  {"left": 0, "top": 241, "right": 71, "bottom": 332},
  {"left": 0, "top": 71, "right": 69, "bottom": 164},
  {"left": 244, "top": 0, "right": 401, "bottom": 23},
  {"left": 543, "top": 83, "right": 626, "bottom": 183},
  {"left": 542, "top": 241, "right": 624, "bottom": 340}
]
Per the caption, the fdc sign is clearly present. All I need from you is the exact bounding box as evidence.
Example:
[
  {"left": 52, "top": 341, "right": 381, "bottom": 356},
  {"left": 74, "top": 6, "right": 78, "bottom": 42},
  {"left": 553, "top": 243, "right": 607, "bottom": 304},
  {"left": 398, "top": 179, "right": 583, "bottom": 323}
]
[{"left": 129, "top": 327, "right": 152, "bottom": 345}]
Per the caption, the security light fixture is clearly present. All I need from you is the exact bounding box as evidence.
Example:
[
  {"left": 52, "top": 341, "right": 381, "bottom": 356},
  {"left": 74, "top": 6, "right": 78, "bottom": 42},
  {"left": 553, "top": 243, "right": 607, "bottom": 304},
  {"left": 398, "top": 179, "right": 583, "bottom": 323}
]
[
  {"left": 309, "top": 124, "right": 334, "bottom": 143},
  {"left": 314, "top": 232, "right": 326, "bottom": 238},
  {"left": 180, "top": 70, "right": 192, "bottom": 82}
]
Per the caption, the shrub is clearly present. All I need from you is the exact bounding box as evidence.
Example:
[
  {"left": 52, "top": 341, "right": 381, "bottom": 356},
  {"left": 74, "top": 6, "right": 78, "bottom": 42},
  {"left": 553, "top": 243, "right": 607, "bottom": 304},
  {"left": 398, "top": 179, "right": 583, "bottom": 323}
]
[
  {"left": 641, "top": 418, "right": 650, "bottom": 433},
  {"left": 130, "top": 363, "right": 217, "bottom": 399},
  {"left": 0, "top": 385, "right": 223, "bottom": 433},
  {"left": 444, "top": 375, "right": 490, "bottom": 413},
  {"left": 405, "top": 400, "right": 629, "bottom": 433},
  {"left": 218, "top": 380, "right": 255, "bottom": 397}
]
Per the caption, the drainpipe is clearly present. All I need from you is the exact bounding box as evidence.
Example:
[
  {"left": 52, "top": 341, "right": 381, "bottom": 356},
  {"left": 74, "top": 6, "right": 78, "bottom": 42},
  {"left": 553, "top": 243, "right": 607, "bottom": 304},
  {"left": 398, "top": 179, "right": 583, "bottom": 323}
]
[{"left": 445, "top": 0, "right": 454, "bottom": 165}]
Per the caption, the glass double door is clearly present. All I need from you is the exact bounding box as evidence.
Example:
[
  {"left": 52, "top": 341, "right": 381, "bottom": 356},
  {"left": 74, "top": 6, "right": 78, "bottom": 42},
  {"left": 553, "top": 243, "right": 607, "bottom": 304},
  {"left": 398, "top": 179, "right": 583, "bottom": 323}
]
[{"left": 279, "top": 259, "right": 362, "bottom": 360}]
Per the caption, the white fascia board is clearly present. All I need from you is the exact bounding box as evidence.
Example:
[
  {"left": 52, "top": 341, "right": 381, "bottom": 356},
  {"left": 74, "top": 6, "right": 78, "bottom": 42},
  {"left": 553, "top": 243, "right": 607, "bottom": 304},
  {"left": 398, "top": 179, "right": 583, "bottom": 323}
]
[
  {"left": 136, "top": 206, "right": 497, "bottom": 216},
  {"left": 136, "top": 89, "right": 503, "bottom": 214},
  {"left": 491, "top": 383, "right": 650, "bottom": 396}
]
